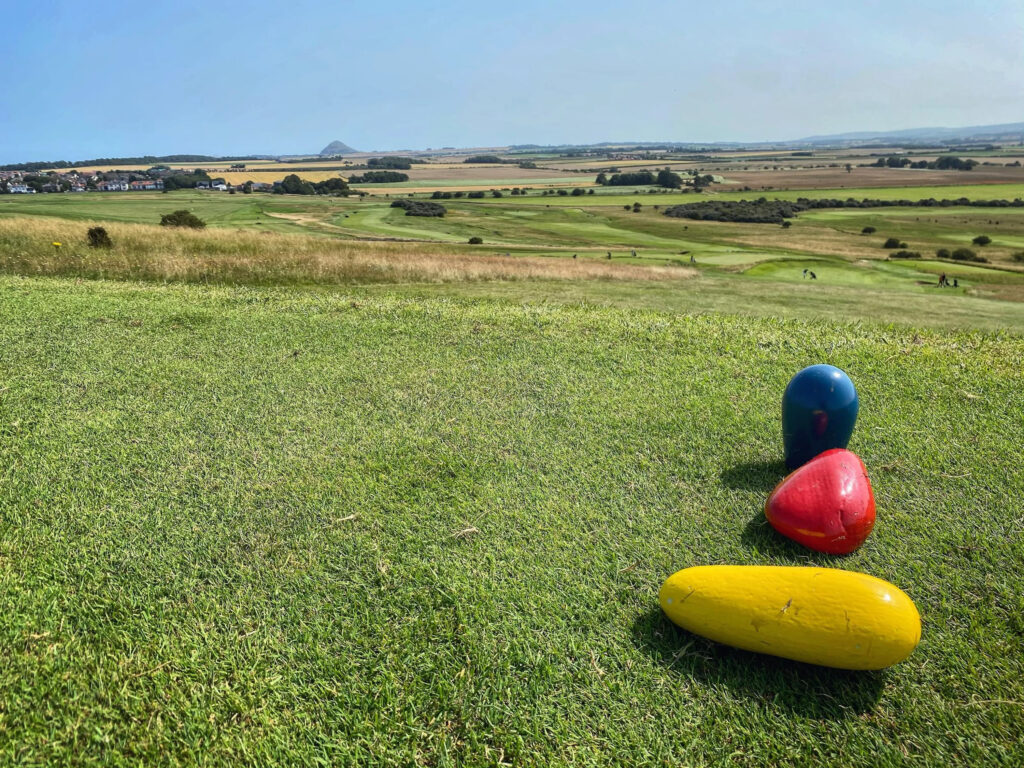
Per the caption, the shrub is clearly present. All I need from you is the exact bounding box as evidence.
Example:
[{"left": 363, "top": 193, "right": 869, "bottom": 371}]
[
  {"left": 936, "top": 248, "right": 951, "bottom": 259},
  {"left": 1012, "top": 252, "right": 1024, "bottom": 263},
  {"left": 861, "top": 226, "right": 876, "bottom": 234},
  {"left": 781, "top": 220, "right": 792, "bottom": 228},
  {"left": 468, "top": 236, "right": 483, "bottom": 244},
  {"left": 557, "top": 189, "right": 568, "bottom": 196},
  {"left": 389, "top": 199, "right": 445, "bottom": 217},
  {"left": 466, "top": 191, "right": 485, "bottom": 199},
  {"left": 972, "top": 235, "right": 992, "bottom": 246},
  {"left": 889, "top": 250, "right": 921, "bottom": 259},
  {"left": 464, "top": 155, "right": 503, "bottom": 164},
  {"left": 883, "top": 237, "right": 902, "bottom": 249},
  {"left": 491, "top": 190, "right": 503, "bottom": 198},
  {"left": 86, "top": 226, "right": 112, "bottom": 248},
  {"left": 950, "top": 248, "right": 987, "bottom": 263},
  {"left": 571, "top": 188, "right": 585, "bottom": 196},
  {"left": 160, "top": 210, "right": 206, "bottom": 229}
]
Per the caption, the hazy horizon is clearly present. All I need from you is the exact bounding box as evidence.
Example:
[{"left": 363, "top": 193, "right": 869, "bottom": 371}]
[{"left": 3, "top": 0, "right": 1023, "bottom": 163}]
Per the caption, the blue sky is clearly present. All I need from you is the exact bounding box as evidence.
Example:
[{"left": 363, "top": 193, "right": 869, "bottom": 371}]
[{"left": 2, "top": 0, "right": 1022, "bottom": 162}]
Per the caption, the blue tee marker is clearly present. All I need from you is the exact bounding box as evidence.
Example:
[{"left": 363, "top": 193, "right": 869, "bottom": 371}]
[{"left": 782, "top": 365, "right": 859, "bottom": 469}]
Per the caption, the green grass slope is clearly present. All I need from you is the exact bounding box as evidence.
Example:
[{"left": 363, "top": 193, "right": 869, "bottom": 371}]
[{"left": 0, "top": 277, "right": 1021, "bottom": 766}]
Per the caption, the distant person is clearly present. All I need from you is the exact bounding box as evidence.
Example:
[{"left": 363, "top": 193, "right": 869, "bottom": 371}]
[
  {"left": 631, "top": 249, "right": 637, "bottom": 258},
  {"left": 607, "top": 252, "right": 612, "bottom": 260},
  {"left": 802, "top": 268, "right": 808, "bottom": 279},
  {"left": 939, "top": 273, "right": 947, "bottom": 287},
  {"left": 809, "top": 271, "right": 817, "bottom": 280},
  {"left": 690, "top": 253, "right": 696, "bottom": 264},
  {"left": 953, "top": 278, "right": 959, "bottom": 288},
  {"left": 572, "top": 253, "right": 577, "bottom": 259}
]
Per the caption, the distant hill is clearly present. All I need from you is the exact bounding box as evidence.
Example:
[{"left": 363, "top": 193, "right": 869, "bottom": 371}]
[
  {"left": 796, "top": 122, "right": 1024, "bottom": 145},
  {"left": 319, "top": 140, "right": 358, "bottom": 156}
]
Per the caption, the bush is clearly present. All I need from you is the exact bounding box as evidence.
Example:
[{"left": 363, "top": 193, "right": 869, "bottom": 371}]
[
  {"left": 883, "top": 237, "right": 902, "bottom": 249},
  {"left": 468, "top": 236, "right": 483, "bottom": 244},
  {"left": 936, "top": 248, "right": 951, "bottom": 259},
  {"left": 1012, "top": 252, "right": 1024, "bottom": 263},
  {"left": 160, "top": 210, "right": 206, "bottom": 229},
  {"left": 950, "top": 248, "right": 987, "bottom": 263},
  {"left": 571, "top": 188, "right": 585, "bottom": 196},
  {"left": 861, "top": 226, "right": 876, "bottom": 234},
  {"left": 86, "top": 226, "right": 112, "bottom": 248},
  {"left": 390, "top": 199, "right": 445, "bottom": 217},
  {"left": 464, "top": 155, "right": 503, "bottom": 164},
  {"left": 781, "top": 220, "right": 792, "bottom": 228},
  {"left": 972, "top": 235, "right": 992, "bottom": 246},
  {"left": 889, "top": 250, "right": 921, "bottom": 259},
  {"left": 466, "top": 191, "right": 485, "bottom": 199}
]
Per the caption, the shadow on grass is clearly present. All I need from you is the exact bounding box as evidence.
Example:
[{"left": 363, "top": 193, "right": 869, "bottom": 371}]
[
  {"left": 739, "top": 509, "right": 820, "bottom": 560},
  {"left": 719, "top": 459, "right": 787, "bottom": 493},
  {"left": 631, "top": 606, "right": 886, "bottom": 719}
]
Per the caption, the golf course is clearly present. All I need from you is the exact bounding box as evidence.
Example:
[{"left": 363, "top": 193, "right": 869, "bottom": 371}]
[{"left": 0, "top": 164, "right": 1021, "bottom": 765}]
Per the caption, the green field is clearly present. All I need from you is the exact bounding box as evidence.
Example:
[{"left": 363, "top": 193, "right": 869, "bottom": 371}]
[{"left": 0, "top": 276, "right": 1021, "bottom": 765}]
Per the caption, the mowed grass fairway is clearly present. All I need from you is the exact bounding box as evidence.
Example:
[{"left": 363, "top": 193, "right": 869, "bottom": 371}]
[{"left": 0, "top": 276, "right": 1021, "bottom": 765}]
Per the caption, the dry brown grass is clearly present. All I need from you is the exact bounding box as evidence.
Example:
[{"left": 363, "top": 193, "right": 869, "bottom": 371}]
[{"left": 0, "top": 217, "right": 693, "bottom": 286}]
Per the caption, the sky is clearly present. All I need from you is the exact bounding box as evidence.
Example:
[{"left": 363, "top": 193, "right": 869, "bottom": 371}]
[{"left": 2, "top": 0, "right": 1023, "bottom": 163}]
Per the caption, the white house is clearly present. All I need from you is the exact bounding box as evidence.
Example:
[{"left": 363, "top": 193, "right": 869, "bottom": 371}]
[
  {"left": 98, "top": 180, "right": 129, "bottom": 191},
  {"left": 8, "top": 184, "right": 33, "bottom": 194}
]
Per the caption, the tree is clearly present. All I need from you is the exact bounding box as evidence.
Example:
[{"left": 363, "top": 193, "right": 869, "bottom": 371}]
[
  {"left": 972, "top": 235, "right": 992, "bottom": 246},
  {"left": 656, "top": 169, "right": 683, "bottom": 188},
  {"left": 595, "top": 172, "right": 608, "bottom": 185},
  {"left": 883, "top": 237, "right": 902, "bottom": 249},
  {"left": 346, "top": 171, "right": 408, "bottom": 183},
  {"left": 160, "top": 210, "right": 206, "bottom": 229},
  {"left": 861, "top": 226, "right": 876, "bottom": 234},
  {"left": 571, "top": 187, "right": 585, "bottom": 196},
  {"left": 845, "top": 164, "right": 853, "bottom": 173},
  {"left": 468, "top": 236, "right": 483, "bottom": 244}
]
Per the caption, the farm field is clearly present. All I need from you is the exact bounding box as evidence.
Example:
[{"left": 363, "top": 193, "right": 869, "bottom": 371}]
[{"left": 0, "top": 276, "right": 1020, "bottom": 765}]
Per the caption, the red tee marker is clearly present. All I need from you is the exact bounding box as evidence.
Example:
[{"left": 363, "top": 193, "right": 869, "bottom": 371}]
[{"left": 764, "top": 448, "right": 876, "bottom": 555}]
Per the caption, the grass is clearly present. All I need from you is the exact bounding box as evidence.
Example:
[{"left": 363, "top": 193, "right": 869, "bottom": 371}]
[
  {"left": 0, "top": 275, "right": 1020, "bottom": 765},
  {"left": 0, "top": 217, "right": 690, "bottom": 286}
]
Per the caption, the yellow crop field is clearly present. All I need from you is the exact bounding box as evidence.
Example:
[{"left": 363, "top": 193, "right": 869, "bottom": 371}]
[{"left": 216, "top": 170, "right": 346, "bottom": 185}]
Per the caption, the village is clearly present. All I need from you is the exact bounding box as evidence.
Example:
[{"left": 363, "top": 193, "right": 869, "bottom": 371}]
[{"left": 0, "top": 167, "right": 272, "bottom": 194}]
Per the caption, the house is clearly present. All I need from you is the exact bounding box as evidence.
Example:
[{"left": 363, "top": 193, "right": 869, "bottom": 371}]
[
  {"left": 212, "top": 183, "right": 228, "bottom": 191},
  {"left": 70, "top": 185, "right": 87, "bottom": 193},
  {"left": 98, "top": 180, "right": 129, "bottom": 191},
  {"left": 129, "top": 180, "right": 164, "bottom": 191},
  {"left": 8, "top": 184, "right": 34, "bottom": 194}
]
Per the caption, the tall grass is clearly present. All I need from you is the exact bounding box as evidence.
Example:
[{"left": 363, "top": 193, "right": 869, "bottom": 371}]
[{"left": 0, "top": 217, "right": 693, "bottom": 286}]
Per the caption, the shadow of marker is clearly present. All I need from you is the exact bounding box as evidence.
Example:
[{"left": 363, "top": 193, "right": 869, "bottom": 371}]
[{"left": 632, "top": 605, "right": 886, "bottom": 719}]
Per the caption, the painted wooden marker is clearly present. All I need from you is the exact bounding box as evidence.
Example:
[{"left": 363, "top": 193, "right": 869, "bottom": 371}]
[
  {"left": 659, "top": 565, "right": 920, "bottom": 670},
  {"left": 782, "top": 364, "right": 859, "bottom": 470},
  {"left": 765, "top": 448, "right": 875, "bottom": 554}
]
